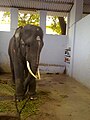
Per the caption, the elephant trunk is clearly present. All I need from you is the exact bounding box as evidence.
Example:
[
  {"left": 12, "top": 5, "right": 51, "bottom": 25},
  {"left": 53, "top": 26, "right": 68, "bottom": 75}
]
[{"left": 26, "top": 61, "right": 40, "bottom": 80}]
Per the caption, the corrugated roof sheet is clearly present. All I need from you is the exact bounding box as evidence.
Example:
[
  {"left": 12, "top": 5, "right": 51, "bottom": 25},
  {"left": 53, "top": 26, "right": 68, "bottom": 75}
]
[
  {"left": 0, "top": 0, "right": 73, "bottom": 12},
  {"left": 0, "top": 0, "right": 90, "bottom": 15}
]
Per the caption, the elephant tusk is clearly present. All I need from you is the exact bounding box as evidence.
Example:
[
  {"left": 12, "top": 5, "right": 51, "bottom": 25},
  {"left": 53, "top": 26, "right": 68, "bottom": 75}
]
[
  {"left": 37, "top": 68, "right": 41, "bottom": 80},
  {"left": 27, "top": 61, "right": 37, "bottom": 79},
  {"left": 26, "top": 61, "right": 41, "bottom": 80}
]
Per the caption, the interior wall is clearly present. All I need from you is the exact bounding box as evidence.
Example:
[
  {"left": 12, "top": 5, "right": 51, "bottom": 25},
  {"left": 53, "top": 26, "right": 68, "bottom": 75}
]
[
  {"left": 67, "top": 0, "right": 83, "bottom": 76},
  {"left": 0, "top": 8, "right": 18, "bottom": 73},
  {"left": 67, "top": 0, "right": 90, "bottom": 88},
  {"left": 0, "top": 31, "right": 13, "bottom": 72},
  {"left": 40, "top": 34, "right": 67, "bottom": 73},
  {"left": 73, "top": 14, "right": 90, "bottom": 88},
  {"left": 67, "top": 3, "right": 76, "bottom": 76}
]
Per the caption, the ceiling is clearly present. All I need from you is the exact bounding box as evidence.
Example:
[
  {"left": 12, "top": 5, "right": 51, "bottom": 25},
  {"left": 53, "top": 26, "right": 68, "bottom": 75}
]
[{"left": 0, "top": 0, "right": 90, "bottom": 15}]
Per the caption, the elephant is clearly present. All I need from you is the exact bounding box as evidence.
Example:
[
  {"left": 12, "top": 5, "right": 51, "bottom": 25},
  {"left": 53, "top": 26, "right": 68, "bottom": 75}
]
[{"left": 8, "top": 24, "right": 44, "bottom": 100}]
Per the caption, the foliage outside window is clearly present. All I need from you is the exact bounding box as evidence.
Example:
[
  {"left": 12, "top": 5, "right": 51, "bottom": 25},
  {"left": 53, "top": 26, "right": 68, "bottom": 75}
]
[
  {"left": 0, "top": 11, "right": 67, "bottom": 35},
  {"left": 18, "top": 11, "right": 40, "bottom": 27},
  {"left": 0, "top": 11, "right": 10, "bottom": 31},
  {"left": 0, "top": 11, "right": 40, "bottom": 31},
  {"left": 46, "top": 15, "right": 66, "bottom": 35}
]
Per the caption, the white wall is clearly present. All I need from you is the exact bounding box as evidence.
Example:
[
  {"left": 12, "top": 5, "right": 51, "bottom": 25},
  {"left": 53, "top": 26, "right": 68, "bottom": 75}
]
[
  {"left": 40, "top": 34, "right": 67, "bottom": 73},
  {"left": 67, "top": 0, "right": 90, "bottom": 88},
  {"left": 0, "top": 8, "right": 18, "bottom": 73},
  {"left": 67, "top": 3, "right": 76, "bottom": 76},
  {"left": 73, "top": 14, "right": 90, "bottom": 88},
  {"left": 67, "top": 0, "right": 83, "bottom": 76},
  {"left": 0, "top": 31, "right": 13, "bottom": 72}
]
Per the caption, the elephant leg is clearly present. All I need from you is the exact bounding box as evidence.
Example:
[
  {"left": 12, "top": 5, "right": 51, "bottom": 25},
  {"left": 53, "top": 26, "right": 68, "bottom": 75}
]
[
  {"left": 24, "top": 73, "right": 36, "bottom": 96},
  {"left": 14, "top": 60, "right": 25, "bottom": 100},
  {"left": 28, "top": 77, "right": 36, "bottom": 96},
  {"left": 9, "top": 57, "right": 15, "bottom": 85},
  {"left": 27, "top": 64, "right": 37, "bottom": 96},
  {"left": 24, "top": 67, "right": 28, "bottom": 79},
  {"left": 24, "top": 63, "right": 37, "bottom": 97}
]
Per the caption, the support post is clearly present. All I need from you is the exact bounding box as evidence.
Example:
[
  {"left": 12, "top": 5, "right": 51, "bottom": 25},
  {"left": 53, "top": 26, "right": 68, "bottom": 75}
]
[
  {"left": 10, "top": 8, "right": 18, "bottom": 34},
  {"left": 68, "top": 0, "right": 83, "bottom": 76},
  {"left": 40, "top": 10, "right": 47, "bottom": 34}
]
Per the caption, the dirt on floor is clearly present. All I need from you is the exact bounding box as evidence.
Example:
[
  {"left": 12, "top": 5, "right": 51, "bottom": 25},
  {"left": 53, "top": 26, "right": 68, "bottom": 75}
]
[{"left": 0, "top": 73, "right": 90, "bottom": 120}]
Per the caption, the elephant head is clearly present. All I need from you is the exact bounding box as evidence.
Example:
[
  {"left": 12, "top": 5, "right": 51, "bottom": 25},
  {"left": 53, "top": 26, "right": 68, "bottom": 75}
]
[
  {"left": 9, "top": 25, "right": 44, "bottom": 100},
  {"left": 14, "top": 25, "right": 44, "bottom": 79}
]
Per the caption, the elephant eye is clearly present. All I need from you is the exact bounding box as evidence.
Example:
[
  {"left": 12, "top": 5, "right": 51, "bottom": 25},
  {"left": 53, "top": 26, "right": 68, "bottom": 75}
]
[
  {"left": 25, "top": 44, "right": 30, "bottom": 47},
  {"left": 27, "top": 44, "right": 30, "bottom": 47}
]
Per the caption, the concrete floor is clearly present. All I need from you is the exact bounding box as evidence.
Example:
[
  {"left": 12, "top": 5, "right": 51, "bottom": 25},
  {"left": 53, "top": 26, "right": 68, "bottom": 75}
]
[
  {"left": 0, "top": 73, "right": 90, "bottom": 120},
  {"left": 31, "top": 74, "right": 90, "bottom": 120}
]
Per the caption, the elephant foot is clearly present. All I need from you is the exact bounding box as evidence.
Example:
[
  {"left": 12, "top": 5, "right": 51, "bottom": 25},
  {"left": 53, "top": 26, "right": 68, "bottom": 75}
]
[
  {"left": 24, "top": 91, "right": 37, "bottom": 100},
  {"left": 30, "top": 95, "right": 37, "bottom": 100},
  {"left": 29, "top": 92, "right": 37, "bottom": 100},
  {"left": 14, "top": 92, "right": 25, "bottom": 101},
  {"left": 15, "top": 94, "right": 25, "bottom": 102}
]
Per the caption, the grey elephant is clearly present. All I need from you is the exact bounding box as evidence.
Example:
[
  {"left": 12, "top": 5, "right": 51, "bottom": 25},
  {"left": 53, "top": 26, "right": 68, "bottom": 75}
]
[{"left": 8, "top": 25, "right": 44, "bottom": 100}]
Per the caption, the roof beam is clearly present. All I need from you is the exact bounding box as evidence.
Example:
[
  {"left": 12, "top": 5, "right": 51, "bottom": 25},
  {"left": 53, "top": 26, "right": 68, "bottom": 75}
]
[
  {"left": 32, "top": 0, "right": 74, "bottom": 5},
  {"left": 0, "top": 5, "right": 70, "bottom": 13}
]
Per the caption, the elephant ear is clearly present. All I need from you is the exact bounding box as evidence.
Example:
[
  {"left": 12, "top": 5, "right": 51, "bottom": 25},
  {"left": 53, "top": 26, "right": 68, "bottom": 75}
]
[{"left": 14, "top": 26, "right": 23, "bottom": 48}]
